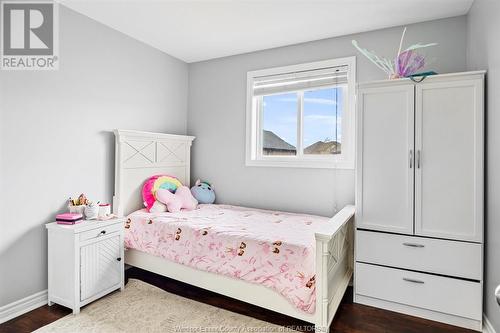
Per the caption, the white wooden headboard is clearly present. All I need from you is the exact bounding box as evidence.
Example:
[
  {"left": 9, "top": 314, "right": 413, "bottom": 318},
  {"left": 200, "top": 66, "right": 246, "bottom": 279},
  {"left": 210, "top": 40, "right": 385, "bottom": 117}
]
[{"left": 113, "top": 129, "right": 195, "bottom": 216}]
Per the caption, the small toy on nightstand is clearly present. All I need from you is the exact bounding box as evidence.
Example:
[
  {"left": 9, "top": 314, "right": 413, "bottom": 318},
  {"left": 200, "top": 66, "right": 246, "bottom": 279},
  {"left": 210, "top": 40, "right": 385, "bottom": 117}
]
[{"left": 84, "top": 201, "right": 99, "bottom": 220}]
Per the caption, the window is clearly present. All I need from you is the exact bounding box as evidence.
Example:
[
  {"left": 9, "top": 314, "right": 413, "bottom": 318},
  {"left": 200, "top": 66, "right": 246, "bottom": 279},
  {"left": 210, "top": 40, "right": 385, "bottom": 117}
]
[{"left": 246, "top": 57, "right": 355, "bottom": 168}]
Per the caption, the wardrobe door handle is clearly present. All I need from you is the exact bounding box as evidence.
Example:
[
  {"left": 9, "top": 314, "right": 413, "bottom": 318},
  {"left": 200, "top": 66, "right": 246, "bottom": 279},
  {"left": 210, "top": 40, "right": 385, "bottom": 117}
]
[
  {"left": 409, "top": 150, "right": 413, "bottom": 168},
  {"left": 116, "top": 257, "right": 122, "bottom": 262},
  {"left": 403, "top": 277, "right": 425, "bottom": 284},
  {"left": 417, "top": 150, "right": 421, "bottom": 169},
  {"left": 98, "top": 230, "right": 106, "bottom": 236},
  {"left": 403, "top": 242, "right": 425, "bottom": 248}
]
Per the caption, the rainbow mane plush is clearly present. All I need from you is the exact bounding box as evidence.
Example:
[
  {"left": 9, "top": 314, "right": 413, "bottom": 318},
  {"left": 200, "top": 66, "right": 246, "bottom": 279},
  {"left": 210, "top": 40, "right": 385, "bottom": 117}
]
[{"left": 142, "top": 175, "right": 183, "bottom": 211}]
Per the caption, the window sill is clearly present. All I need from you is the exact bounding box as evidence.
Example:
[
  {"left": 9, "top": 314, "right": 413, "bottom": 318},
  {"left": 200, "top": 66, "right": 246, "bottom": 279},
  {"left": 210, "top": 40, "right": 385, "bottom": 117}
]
[{"left": 245, "top": 158, "right": 354, "bottom": 169}]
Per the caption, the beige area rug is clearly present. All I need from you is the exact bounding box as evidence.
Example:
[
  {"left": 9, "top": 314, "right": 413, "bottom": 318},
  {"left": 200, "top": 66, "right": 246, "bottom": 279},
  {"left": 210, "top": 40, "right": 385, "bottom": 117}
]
[{"left": 35, "top": 279, "right": 299, "bottom": 333}]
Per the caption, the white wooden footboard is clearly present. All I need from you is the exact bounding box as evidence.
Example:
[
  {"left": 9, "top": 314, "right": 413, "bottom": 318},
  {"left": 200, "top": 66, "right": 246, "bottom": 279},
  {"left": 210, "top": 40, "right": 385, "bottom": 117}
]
[{"left": 314, "top": 205, "right": 355, "bottom": 332}]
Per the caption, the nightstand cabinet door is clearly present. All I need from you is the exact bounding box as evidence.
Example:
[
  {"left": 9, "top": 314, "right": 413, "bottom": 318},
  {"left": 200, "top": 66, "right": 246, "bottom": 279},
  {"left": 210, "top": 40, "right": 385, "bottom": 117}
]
[{"left": 80, "top": 234, "right": 122, "bottom": 301}]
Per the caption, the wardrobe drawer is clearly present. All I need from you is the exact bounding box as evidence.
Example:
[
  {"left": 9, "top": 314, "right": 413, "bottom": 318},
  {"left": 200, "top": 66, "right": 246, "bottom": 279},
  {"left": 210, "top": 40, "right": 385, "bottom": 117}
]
[
  {"left": 355, "top": 263, "right": 482, "bottom": 320},
  {"left": 356, "top": 230, "right": 481, "bottom": 280},
  {"left": 79, "top": 223, "right": 122, "bottom": 242}
]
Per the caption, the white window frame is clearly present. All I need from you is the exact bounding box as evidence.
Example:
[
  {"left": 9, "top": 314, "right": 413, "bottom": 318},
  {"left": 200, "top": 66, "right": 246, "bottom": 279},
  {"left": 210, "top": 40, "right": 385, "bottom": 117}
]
[{"left": 245, "top": 56, "right": 356, "bottom": 169}]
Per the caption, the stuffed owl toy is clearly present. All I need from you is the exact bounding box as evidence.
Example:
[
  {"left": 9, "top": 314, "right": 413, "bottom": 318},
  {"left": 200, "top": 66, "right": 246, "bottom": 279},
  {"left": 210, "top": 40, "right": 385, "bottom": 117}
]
[{"left": 190, "top": 179, "right": 216, "bottom": 204}]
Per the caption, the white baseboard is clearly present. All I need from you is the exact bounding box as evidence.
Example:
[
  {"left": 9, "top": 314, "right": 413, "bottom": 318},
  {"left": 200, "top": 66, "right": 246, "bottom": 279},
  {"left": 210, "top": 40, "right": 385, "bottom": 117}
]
[
  {"left": 0, "top": 290, "right": 48, "bottom": 324},
  {"left": 484, "top": 314, "right": 497, "bottom": 333}
]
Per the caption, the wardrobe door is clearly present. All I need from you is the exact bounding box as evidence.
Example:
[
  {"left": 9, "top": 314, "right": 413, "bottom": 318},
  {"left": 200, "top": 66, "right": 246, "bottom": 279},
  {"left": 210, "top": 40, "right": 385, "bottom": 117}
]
[
  {"left": 356, "top": 84, "right": 414, "bottom": 234},
  {"left": 415, "top": 78, "right": 483, "bottom": 242}
]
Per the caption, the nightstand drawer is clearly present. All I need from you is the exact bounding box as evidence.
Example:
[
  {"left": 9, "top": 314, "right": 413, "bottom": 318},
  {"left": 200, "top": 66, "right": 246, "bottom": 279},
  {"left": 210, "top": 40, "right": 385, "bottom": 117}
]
[
  {"left": 80, "top": 223, "right": 122, "bottom": 242},
  {"left": 356, "top": 230, "right": 481, "bottom": 280},
  {"left": 355, "top": 263, "right": 482, "bottom": 320}
]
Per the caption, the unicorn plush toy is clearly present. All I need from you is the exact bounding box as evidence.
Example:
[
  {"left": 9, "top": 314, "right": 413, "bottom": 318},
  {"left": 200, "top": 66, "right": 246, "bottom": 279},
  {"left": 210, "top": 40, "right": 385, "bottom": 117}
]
[{"left": 190, "top": 179, "right": 216, "bottom": 204}]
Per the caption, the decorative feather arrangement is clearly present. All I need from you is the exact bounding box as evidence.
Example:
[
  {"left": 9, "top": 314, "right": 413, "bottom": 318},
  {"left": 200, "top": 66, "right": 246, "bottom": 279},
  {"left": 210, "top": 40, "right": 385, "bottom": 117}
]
[{"left": 352, "top": 27, "right": 437, "bottom": 79}]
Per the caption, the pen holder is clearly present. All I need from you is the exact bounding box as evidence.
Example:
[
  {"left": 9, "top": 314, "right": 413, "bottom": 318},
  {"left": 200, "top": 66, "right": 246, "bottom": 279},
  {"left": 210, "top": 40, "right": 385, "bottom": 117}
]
[{"left": 69, "top": 205, "right": 85, "bottom": 216}]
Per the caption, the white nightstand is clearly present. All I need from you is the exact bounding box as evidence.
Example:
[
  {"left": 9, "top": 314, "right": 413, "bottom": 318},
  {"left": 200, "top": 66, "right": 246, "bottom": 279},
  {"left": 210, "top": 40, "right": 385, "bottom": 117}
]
[{"left": 45, "top": 218, "right": 125, "bottom": 314}]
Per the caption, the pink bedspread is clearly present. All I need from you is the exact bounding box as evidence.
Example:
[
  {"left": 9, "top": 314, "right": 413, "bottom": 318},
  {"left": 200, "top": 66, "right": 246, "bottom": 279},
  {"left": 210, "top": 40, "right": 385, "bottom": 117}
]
[{"left": 124, "top": 204, "right": 330, "bottom": 313}]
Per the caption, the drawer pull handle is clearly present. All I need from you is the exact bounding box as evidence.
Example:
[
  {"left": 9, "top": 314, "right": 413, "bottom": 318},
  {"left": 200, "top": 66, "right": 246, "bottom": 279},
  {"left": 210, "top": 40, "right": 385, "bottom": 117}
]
[
  {"left": 403, "top": 277, "right": 425, "bottom": 284},
  {"left": 98, "top": 230, "right": 106, "bottom": 236},
  {"left": 403, "top": 242, "right": 424, "bottom": 248},
  {"left": 116, "top": 257, "right": 122, "bottom": 262}
]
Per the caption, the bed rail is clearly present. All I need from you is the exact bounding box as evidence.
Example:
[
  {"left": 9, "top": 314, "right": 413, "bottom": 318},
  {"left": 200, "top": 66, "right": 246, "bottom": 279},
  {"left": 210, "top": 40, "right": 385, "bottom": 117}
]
[{"left": 314, "top": 205, "right": 355, "bottom": 332}]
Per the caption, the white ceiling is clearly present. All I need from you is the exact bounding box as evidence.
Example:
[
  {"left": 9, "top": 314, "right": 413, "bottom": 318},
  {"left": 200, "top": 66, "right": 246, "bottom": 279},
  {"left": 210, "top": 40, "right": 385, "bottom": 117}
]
[{"left": 59, "top": 0, "right": 474, "bottom": 63}]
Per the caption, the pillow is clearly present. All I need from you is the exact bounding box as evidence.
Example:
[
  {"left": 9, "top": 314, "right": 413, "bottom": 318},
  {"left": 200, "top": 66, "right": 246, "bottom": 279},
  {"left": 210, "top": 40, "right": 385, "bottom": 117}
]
[
  {"left": 150, "top": 201, "right": 167, "bottom": 213},
  {"left": 142, "top": 175, "right": 183, "bottom": 212},
  {"left": 156, "top": 186, "right": 198, "bottom": 213}
]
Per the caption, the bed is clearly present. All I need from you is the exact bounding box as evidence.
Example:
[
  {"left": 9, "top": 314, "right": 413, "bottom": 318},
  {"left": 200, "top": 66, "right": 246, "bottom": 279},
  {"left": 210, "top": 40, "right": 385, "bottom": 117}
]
[{"left": 113, "top": 129, "right": 354, "bottom": 332}]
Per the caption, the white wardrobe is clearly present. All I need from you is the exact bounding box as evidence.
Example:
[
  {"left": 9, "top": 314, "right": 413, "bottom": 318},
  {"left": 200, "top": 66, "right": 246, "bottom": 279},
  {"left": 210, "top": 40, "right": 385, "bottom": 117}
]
[{"left": 355, "top": 71, "right": 485, "bottom": 331}]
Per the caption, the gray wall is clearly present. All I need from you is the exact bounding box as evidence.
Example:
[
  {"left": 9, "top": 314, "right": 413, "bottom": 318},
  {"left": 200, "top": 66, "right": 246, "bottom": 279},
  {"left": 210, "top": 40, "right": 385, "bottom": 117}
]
[
  {"left": 467, "top": 0, "right": 500, "bottom": 330},
  {"left": 188, "top": 16, "right": 467, "bottom": 217},
  {"left": 0, "top": 6, "right": 188, "bottom": 306}
]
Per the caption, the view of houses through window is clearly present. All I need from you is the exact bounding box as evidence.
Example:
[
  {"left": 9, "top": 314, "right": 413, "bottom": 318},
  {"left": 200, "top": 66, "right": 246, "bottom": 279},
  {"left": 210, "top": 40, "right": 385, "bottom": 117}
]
[{"left": 261, "top": 86, "right": 344, "bottom": 156}]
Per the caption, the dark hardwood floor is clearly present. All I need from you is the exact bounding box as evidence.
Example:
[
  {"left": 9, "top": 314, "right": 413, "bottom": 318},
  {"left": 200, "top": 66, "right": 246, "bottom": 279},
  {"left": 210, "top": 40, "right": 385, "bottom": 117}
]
[{"left": 0, "top": 267, "right": 475, "bottom": 333}]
